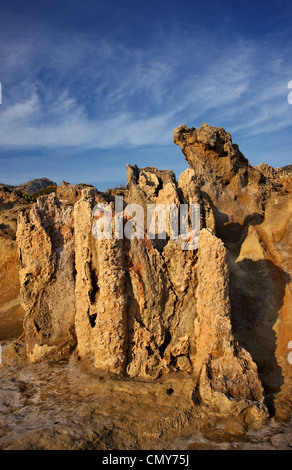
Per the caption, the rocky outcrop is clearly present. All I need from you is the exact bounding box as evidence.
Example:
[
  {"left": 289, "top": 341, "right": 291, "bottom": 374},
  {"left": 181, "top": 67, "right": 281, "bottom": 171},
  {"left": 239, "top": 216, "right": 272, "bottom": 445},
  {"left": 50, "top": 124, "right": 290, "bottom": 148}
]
[
  {"left": 230, "top": 194, "right": 292, "bottom": 420},
  {"left": 3, "top": 121, "right": 291, "bottom": 440},
  {"left": 193, "top": 230, "right": 267, "bottom": 430},
  {"left": 173, "top": 122, "right": 292, "bottom": 419},
  {"left": 74, "top": 188, "right": 128, "bottom": 375},
  {"left": 0, "top": 188, "right": 30, "bottom": 340},
  {"left": 56, "top": 180, "right": 95, "bottom": 205},
  {"left": 173, "top": 122, "right": 250, "bottom": 186},
  {"left": 15, "top": 185, "right": 269, "bottom": 432},
  {"left": 255, "top": 163, "right": 292, "bottom": 194},
  {"left": 0, "top": 181, "right": 57, "bottom": 340},
  {"left": 173, "top": 123, "right": 291, "bottom": 243},
  {"left": 16, "top": 193, "right": 76, "bottom": 362}
]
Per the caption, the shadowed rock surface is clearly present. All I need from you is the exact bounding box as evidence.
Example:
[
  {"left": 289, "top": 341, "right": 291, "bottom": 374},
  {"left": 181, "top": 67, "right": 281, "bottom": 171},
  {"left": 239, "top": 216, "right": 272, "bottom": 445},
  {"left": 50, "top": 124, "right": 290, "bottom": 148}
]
[
  {"left": 0, "top": 188, "right": 30, "bottom": 341},
  {"left": 174, "top": 123, "right": 292, "bottom": 420}
]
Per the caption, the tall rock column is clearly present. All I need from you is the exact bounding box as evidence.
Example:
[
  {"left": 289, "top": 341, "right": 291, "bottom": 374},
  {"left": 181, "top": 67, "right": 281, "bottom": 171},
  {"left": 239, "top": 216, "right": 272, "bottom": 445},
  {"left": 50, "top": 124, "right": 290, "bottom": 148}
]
[
  {"left": 16, "top": 193, "right": 76, "bottom": 362},
  {"left": 74, "top": 188, "right": 128, "bottom": 375},
  {"left": 193, "top": 229, "right": 269, "bottom": 431}
]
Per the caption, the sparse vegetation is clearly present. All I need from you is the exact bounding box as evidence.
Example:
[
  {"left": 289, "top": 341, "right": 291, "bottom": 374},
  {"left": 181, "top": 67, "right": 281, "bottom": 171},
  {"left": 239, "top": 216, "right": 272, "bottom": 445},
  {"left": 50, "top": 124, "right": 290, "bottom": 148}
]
[
  {"left": 15, "top": 190, "right": 34, "bottom": 202},
  {"left": 30, "top": 185, "right": 57, "bottom": 200},
  {"left": 15, "top": 186, "right": 57, "bottom": 202}
]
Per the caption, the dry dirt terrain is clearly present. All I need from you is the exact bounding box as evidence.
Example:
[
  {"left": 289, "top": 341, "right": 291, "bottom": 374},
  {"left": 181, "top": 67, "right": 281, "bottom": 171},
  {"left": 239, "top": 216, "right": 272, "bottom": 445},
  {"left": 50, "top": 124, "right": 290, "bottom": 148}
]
[{"left": 1, "top": 342, "right": 292, "bottom": 450}]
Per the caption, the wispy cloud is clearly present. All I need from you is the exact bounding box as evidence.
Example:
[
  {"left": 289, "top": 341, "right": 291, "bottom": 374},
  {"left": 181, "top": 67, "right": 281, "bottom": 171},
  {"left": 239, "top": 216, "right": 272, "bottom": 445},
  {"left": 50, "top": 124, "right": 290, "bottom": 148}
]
[{"left": 0, "top": 12, "right": 291, "bottom": 154}]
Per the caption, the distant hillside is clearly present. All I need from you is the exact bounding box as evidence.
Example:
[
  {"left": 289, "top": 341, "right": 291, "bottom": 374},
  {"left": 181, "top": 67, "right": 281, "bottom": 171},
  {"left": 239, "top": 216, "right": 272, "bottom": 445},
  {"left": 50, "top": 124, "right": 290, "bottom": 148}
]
[
  {"left": 282, "top": 164, "right": 292, "bottom": 172},
  {"left": 0, "top": 177, "right": 57, "bottom": 196}
]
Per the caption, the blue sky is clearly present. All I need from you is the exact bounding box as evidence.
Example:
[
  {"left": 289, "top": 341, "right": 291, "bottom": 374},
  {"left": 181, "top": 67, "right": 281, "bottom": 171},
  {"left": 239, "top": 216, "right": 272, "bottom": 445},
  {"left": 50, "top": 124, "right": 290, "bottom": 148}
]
[{"left": 0, "top": 0, "right": 291, "bottom": 191}]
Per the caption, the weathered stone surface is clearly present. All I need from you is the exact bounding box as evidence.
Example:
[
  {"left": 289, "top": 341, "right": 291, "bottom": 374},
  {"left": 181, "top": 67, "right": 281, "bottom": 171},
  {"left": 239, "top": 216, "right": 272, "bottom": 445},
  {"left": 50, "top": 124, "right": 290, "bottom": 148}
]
[
  {"left": 173, "top": 122, "right": 249, "bottom": 186},
  {"left": 0, "top": 188, "right": 29, "bottom": 340},
  {"left": 56, "top": 180, "right": 95, "bottom": 205},
  {"left": 3, "top": 121, "right": 292, "bottom": 447},
  {"left": 177, "top": 168, "right": 216, "bottom": 234},
  {"left": 74, "top": 187, "right": 195, "bottom": 379},
  {"left": 74, "top": 188, "right": 128, "bottom": 375},
  {"left": 256, "top": 163, "right": 292, "bottom": 194},
  {"left": 173, "top": 122, "right": 291, "bottom": 243},
  {"left": 16, "top": 193, "right": 76, "bottom": 362},
  {"left": 230, "top": 194, "right": 292, "bottom": 420},
  {"left": 0, "top": 355, "right": 291, "bottom": 450},
  {"left": 193, "top": 229, "right": 268, "bottom": 430},
  {"left": 173, "top": 122, "right": 292, "bottom": 420},
  {"left": 14, "top": 184, "right": 269, "bottom": 432}
]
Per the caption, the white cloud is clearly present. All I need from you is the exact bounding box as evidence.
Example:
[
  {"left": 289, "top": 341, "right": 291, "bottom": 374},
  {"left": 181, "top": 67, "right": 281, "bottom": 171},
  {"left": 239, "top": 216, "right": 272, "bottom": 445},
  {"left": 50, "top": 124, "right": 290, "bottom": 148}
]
[
  {"left": 0, "top": 21, "right": 291, "bottom": 154},
  {"left": 2, "top": 93, "right": 40, "bottom": 121}
]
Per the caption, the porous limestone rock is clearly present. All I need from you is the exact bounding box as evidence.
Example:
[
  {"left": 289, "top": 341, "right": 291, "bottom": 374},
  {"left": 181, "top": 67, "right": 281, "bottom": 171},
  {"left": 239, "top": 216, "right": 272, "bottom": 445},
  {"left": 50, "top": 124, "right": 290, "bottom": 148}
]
[
  {"left": 74, "top": 187, "right": 128, "bottom": 375},
  {"left": 15, "top": 184, "right": 269, "bottom": 432},
  {"left": 177, "top": 168, "right": 216, "bottom": 234},
  {"left": 173, "top": 122, "right": 290, "bottom": 243},
  {"left": 73, "top": 186, "right": 195, "bottom": 379},
  {"left": 193, "top": 229, "right": 268, "bottom": 431},
  {"left": 173, "top": 122, "right": 249, "bottom": 186},
  {"left": 230, "top": 194, "right": 292, "bottom": 420},
  {"left": 0, "top": 188, "right": 30, "bottom": 340},
  {"left": 173, "top": 122, "right": 292, "bottom": 420},
  {"left": 10, "top": 122, "right": 292, "bottom": 436},
  {"left": 16, "top": 193, "right": 76, "bottom": 362},
  {"left": 56, "top": 180, "right": 95, "bottom": 205}
]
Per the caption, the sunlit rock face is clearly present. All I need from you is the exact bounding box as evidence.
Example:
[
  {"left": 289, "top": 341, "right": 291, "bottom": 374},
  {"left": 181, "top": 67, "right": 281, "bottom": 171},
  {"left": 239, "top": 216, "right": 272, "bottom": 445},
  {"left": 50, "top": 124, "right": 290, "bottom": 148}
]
[
  {"left": 174, "top": 122, "right": 292, "bottom": 420},
  {"left": 13, "top": 122, "right": 292, "bottom": 432}
]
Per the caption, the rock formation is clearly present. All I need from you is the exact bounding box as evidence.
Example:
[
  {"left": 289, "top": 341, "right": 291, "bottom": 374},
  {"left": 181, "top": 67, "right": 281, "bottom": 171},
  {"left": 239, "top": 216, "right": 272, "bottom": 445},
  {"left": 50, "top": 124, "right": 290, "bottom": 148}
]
[
  {"left": 230, "top": 193, "right": 292, "bottom": 420},
  {"left": 2, "top": 122, "right": 291, "bottom": 444},
  {"left": 16, "top": 193, "right": 76, "bottom": 362},
  {"left": 0, "top": 188, "right": 30, "bottom": 340},
  {"left": 173, "top": 123, "right": 292, "bottom": 420}
]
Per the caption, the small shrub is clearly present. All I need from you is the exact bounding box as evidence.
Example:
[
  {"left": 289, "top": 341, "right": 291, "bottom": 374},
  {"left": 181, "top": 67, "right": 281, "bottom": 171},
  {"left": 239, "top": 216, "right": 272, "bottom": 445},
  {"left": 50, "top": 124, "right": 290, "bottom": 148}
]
[
  {"left": 30, "top": 185, "right": 57, "bottom": 200},
  {"left": 15, "top": 185, "right": 57, "bottom": 202}
]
